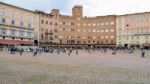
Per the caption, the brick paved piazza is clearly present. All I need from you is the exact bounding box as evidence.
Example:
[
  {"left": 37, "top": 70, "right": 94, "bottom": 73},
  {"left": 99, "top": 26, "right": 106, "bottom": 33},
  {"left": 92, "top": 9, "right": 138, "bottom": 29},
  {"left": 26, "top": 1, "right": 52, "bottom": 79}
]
[{"left": 0, "top": 50, "right": 150, "bottom": 84}]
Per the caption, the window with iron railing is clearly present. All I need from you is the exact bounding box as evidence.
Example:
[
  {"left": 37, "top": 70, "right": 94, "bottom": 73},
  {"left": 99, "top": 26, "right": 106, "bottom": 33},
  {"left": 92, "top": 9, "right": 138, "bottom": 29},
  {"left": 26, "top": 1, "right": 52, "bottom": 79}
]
[
  {"left": 2, "top": 29, "right": 6, "bottom": 35},
  {"left": 11, "top": 20, "right": 15, "bottom": 26},
  {"left": 20, "top": 31, "right": 24, "bottom": 37}
]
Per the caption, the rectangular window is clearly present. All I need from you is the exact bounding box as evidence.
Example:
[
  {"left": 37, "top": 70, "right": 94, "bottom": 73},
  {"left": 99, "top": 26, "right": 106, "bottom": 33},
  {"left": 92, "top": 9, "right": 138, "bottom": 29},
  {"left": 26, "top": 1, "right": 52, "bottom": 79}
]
[
  {"left": 101, "top": 30, "right": 104, "bottom": 33},
  {"left": 71, "top": 29, "right": 74, "bottom": 32},
  {"left": 28, "top": 23, "right": 31, "bottom": 29},
  {"left": 67, "top": 29, "right": 71, "bottom": 32},
  {"left": 20, "top": 31, "right": 24, "bottom": 37},
  {"left": 0, "top": 11, "right": 2, "bottom": 16},
  {"left": 77, "top": 29, "right": 80, "bottom": 32},
  {"left": 2, "top": 18, "right": 6, "bottom": 24},
  {"left": 12, "top": 13, "right": 15, "bottom": 18},
  {"left": 2, "top": 29, "right": 6, "bottom": 35},
  {"left": 83, "top": 23, "right": 86, "bottom": 26},
  {"left": 20, "top": 22, "right": 24, "bottom": 28},
  {"left": 105, "top": 22, "right": 109, "bottom": 25},
  {"left": 55, "top": 23, "right": 57, "bottom": 26},
  {"left": 59, "top": 22, "right": 62, "bottom": 25},
  {"left": 11, "top": 30, "right": 16, "bottom": 36},
  {"left": 93, "top": 37, "right": 96, "bottom": 39},
  {"left": 82, "top": 37, "right": 86, "bottom": 39},
  {"left": 101, "top": 36, "right": 104, "bottom": 39},
  {"left": 59, "top": 36, "right": 63, "bottom": 39},
  {"left": 66, "top": 22, "right": 70, "bottom": 26},
  {"left": 77, "top": 23, "right": 80, "bottom": 26},
  {"left": 12, "top": 20, "right": 15, "bottom": 26},
  {"left": 50, "top": 22, "right": 52, "bottom": 25},
  {"left": 105, "top": 36, "right": 108, "bottom": 39},
  {"left": 93, "top": 23, "right": 96, "bottom": 26},
  {"left": 46, "top": 21, "right": 48, "bottom": 24},
  {"left": 141, "top": 29, "right": 143, "bottom": 33},
  {"left": 105, "top": 29, "right": 109, "bottom": 32},
  {"left": 0, "top": 9, "right": 4, "bottom": 15},
  {"left": 110, "top": 29, "right": 114, "bottom": 32},
  {"left": 126, "top": 36, "right": 129, "bottom": 40},
  {"left": 41, "top": 20, "right": 44, "bottom": 24},
  {"left": 71, "top": 22, "right": 74, "bottom": 26},
  {"left": 63, "top": 22, "right": 65, "bottom": 25},
  {"left": 110, "top": 36, "right": 114, "bottom": 38},
  {"left": 28, "top": 32, "right": 33, "bottom": 38},
  {"left": 21, "top": 16, "right": 24, "bottom": 21},
  {"left": 97, "top": 23, "right": 100, "bottom": 26},
  {"left": 110, "top": 22, "right": 114, "bottom": 25},
  {"left": 131, "top": 36, "right": 134, "bottom": 40},
  {"left": 77, "top": 36, "right": 80, "bottom": 38},
  {"left": 28, "top": 16, "right": 32, "bottom": 22},
  {"left": 101, "top": 23, "right": 104, "bottom": 26},
  {"left": 93, "top": 29, "right": 96, "bottom": 32},
  {"left": 126, "top": 16, "right": 128, "bottom": 23},
  {"left": 119, "top": 36, "right": 121, "bottom": 40},
  {"left": 97, "top": 30, "right": 100, "bottom": 32},
  {"left": 83, "top": 30, "right": 86, "bottom": 32},
  {"left": 146, "top": 36, "right": 148, "bottom": 39}
]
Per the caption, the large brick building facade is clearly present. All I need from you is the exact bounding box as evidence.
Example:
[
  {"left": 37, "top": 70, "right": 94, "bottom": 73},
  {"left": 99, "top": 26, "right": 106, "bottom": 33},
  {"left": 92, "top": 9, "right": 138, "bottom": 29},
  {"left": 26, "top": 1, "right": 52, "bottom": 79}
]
[{"left": 58, "top": 5, "right": 116, "bottom": 45}]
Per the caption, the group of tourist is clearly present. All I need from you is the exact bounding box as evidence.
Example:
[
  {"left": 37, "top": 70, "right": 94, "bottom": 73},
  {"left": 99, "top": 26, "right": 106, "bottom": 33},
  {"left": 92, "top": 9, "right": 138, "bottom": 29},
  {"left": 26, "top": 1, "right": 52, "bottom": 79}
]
[{"left": 0, "top": 45, "right": 147, "bottom": 58}]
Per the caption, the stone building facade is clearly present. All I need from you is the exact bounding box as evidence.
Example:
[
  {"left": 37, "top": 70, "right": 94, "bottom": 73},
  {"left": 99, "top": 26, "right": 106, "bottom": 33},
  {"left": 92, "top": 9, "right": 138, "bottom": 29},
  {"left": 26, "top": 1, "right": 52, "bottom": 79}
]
[
  {"left": 0, "top": 2, "right": 38, "bottom": 45},
  {"left": 117, "top": 13, "right": 150, "bottom": 47},
  {"left": 35, "top": 9, "right": 59, "bottom": 44}
]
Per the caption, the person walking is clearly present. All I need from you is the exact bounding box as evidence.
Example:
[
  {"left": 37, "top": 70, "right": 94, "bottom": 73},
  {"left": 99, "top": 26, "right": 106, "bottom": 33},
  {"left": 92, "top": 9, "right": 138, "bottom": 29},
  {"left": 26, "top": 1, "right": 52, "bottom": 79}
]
[
  {"left": 39, "top": 49, "right": 42, "bottom": 55},
  {"left": 76, "top": 50, "right": 78, "bottom": 55},
  {"left": 20, "top": 48, "right": 23, "bottom": 56},
  {"left": 10, "top": 47, "right": 13, "bottom": 54},
  {"left": 33, "top": 49, "right": 37, "bottom": 57},
  {"left": 112, "top": 50, "right": 116, "bottom": 55},
  {"left": 141, "top": 50, "right": 145, "bottom": 58}
]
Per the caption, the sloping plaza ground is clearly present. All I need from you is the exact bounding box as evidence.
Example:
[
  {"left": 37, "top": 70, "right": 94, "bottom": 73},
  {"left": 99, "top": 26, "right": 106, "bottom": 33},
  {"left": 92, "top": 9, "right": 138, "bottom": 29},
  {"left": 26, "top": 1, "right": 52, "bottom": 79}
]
[{"left": 0, "top": 50, "right": 150, "bottom": 84}]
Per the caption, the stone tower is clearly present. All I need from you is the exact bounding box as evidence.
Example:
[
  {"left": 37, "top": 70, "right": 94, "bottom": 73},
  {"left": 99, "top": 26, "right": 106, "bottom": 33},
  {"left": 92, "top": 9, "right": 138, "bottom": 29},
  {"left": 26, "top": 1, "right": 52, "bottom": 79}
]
[{"left": 72, "top": 5, "right": 83, "bottom": 18}]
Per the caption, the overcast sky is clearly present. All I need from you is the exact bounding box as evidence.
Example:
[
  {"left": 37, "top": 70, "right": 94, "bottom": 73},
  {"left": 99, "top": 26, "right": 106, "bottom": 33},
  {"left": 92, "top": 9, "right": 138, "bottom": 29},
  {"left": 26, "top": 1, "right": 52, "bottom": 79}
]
[{"left": 0, "top": 0, "right": 150, "bottom": 16}]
